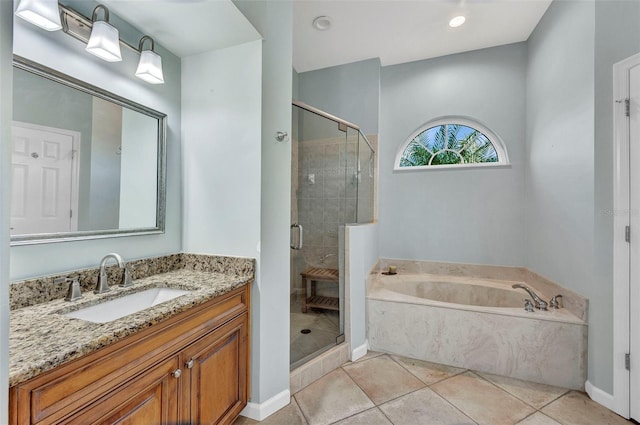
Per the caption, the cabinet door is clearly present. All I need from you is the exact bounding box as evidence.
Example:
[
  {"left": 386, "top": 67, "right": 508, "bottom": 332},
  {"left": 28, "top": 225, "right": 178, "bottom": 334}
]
[
  {"left": 183, "top": 313, "right": 249, "bottom": 425},
  {"left": 63, "top": 356, "right": 180, "bottom": 425}
]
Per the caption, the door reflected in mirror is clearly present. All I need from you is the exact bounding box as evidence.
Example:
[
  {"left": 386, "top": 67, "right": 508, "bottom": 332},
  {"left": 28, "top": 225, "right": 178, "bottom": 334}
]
[{"left": 11, "top": 56, "right": 166, "bottom": 244}]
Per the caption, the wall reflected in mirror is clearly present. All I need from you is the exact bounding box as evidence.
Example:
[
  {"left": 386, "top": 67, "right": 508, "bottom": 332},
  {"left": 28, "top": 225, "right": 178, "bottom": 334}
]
[{"left": 11, "top": 57, "right": 166, "bottom": 244}]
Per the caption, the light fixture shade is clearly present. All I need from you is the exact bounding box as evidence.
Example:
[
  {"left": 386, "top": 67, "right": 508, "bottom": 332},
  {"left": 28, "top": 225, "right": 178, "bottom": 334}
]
[
  {"left": 15, "top": 0, "right": 62, "bottom": 31},
  {"left": 85, "top": 20, "right": 122, "bottom": 62},
  {"left": 136, "top": 50, "right": 164, "bottom": 84},
  {"left": 449, "top": 16, "right": 466, "bottom": 28}
]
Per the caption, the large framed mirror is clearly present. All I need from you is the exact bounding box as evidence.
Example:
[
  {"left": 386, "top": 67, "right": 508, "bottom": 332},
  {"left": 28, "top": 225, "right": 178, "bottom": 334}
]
[{"left": 11, "top": 55, "right": 166, "bottom": 245}]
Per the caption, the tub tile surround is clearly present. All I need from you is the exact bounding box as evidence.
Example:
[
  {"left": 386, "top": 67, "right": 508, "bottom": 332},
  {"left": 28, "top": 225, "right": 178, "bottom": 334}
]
[
  {"left": 368, "top": 259, "right": 588, "bottom": 390},
  {"left": 9, "top": 253, "right": 254, "bottom": 386}
]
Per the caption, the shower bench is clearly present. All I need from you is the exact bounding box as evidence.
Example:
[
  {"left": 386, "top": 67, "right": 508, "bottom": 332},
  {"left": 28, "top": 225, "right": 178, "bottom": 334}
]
[{"left": 300, "top": 267, "right": 339, "bottom": 313}]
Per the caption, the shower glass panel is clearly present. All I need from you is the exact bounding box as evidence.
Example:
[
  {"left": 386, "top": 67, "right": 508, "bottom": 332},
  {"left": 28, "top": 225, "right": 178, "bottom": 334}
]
[
  {"left": 345, "top": 127, "right": 359, "bottom": 224},
  {"left": 290, "top": 101, "right": 375, "bottom": 370},
  {"left": 357, "top": 133, "right": 375, "bottom": 223}
]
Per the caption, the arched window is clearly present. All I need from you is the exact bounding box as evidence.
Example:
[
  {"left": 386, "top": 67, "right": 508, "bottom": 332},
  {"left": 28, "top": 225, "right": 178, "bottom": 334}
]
[{"left": 394, "top": 116, "right": 509, "bottom": 170}]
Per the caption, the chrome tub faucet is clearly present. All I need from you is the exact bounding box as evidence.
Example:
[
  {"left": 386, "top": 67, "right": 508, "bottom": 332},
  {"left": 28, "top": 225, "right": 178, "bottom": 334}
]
[
  {"left": 95, "top": 253, "right": 132, "bottom": 294},
  {"left": 512, "top": 283, "right": 548, "bottom": 310}
]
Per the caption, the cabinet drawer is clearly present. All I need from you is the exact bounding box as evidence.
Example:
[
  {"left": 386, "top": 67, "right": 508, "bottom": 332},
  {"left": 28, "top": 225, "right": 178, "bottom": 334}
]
[{"left": 10, "top": 284, "right": 249, "bottom": 425}]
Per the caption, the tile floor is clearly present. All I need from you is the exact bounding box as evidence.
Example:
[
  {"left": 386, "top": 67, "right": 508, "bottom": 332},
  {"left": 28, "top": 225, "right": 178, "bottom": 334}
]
[
  {"left": 234, "top": 351, "right": 636, "bottom": 425},
  {"left": 290, "top": 294, "right": 340, "bottom": 366}
]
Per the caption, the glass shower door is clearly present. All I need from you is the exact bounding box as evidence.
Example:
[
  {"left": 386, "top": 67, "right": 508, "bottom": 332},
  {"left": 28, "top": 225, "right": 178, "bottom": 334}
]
[{"left": 290, "top": 104, "right": 347, "bottom": 369}]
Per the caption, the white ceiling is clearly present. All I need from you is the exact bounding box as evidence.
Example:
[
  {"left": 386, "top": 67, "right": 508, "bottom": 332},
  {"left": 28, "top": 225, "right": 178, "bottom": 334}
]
[
  {"left": 100, "top": 0, "right": 262, "bottom": 58},
  {"left": 293, "top": 0, "right": 552, "bottom": 73},
  {"left": 93, "top": 0, "right": 551, "bottom": 72}
]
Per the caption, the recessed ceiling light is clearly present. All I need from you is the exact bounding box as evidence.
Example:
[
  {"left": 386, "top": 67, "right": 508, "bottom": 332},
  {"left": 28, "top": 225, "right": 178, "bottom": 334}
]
[
  {"left": 313, "top": 16, "right": 332, "bottom": 31},
  {"left": 449, "top": 16, "right": 466, "bottom": 28}
]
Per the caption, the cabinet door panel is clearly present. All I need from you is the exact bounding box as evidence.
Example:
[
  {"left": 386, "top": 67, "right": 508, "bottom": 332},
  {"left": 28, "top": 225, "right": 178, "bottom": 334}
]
[
  {"left": 63, "top": 356, "right": 180, "bottom": 425},
  {"left": 184, "top": 314, "right": 248, "bottom": 425}
]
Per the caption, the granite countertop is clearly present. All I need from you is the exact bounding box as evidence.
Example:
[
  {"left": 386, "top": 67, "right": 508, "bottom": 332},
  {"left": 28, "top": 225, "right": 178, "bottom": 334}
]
[{"left": 9, "top": 255, "right": 253, "bottom": 387}]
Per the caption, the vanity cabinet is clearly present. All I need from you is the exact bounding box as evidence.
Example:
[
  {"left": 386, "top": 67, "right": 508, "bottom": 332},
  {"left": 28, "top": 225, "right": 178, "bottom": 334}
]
[{"left": 9, "top": 284, "right": 250, "bottom": 425}]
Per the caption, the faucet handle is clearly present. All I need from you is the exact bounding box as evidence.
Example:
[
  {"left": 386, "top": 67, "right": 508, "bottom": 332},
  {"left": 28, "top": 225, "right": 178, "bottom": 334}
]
[
  {"left": 523, "top": 299, "right": 535, "bottom": 312},
  {"left": 549, "top": 294, "right": 563, "bottom": 309},
  {"left": 65, "top": 278, "right": 83, "bottom": 302},
  {"left": 121, "top": 266, "right": 133, "bottom": 287}
]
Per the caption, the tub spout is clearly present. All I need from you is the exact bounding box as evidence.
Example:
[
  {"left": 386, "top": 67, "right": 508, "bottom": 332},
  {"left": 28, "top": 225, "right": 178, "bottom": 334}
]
[{"left": 512, "top": 284, "right": 548, "bottom": 310}]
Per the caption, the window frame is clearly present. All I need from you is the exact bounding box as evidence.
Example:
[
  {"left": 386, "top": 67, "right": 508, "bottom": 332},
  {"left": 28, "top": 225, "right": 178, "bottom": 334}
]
[{"left": 393, "top": 116, "right": 510, "bottom": 171}]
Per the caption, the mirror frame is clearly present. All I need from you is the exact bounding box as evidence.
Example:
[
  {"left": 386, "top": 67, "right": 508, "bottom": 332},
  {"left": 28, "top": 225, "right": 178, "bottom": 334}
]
[{"left": 11, "top": 55, "right": 167, "bottom": 245}]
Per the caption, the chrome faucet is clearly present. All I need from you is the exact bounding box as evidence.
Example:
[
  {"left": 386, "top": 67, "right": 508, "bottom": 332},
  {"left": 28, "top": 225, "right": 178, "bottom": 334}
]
[
  {"left": 512, "top": 284, "right": 548, "bottom": 310},
  {"left": 95, "top": 253, "right": 132, "bottom": 294}
]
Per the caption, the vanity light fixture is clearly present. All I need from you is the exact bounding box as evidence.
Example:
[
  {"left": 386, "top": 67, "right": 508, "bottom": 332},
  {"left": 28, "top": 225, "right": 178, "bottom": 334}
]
[
  {"left": 135, "top": 36, "right": 165, "bottom": 85},
  {"left": 85, "top": 5, "right": 122, "bottom": 62},
  {"left": 15, "top": 0, "right": 62, "bottom": 31}
]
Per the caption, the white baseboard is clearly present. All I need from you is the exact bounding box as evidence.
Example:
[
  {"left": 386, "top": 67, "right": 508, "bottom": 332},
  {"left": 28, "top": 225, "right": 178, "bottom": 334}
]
[
  {"left": 240, "top": 389, "right": 291, "bottom": 421},
  {"left": 585, "top": 380, "right": 616, "bottom": 412},
  {"left": 351, "top": 340, "right": 368, "bottom": 361}
]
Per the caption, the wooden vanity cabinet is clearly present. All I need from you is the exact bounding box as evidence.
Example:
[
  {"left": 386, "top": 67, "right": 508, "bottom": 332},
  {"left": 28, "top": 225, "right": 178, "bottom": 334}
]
[{"left": 9, "top": 284, "right": 250, "bottom": 425}]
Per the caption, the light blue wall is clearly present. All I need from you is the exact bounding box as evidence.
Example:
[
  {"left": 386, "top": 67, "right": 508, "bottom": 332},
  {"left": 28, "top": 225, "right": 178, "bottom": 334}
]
[
  {"left": 11, "top": 2, "right": 182, "bottom": 280},
  {"left": 0, "top": 3, "right": 12, "bottom": 424},
  {"left": 233, "top": 0, "right": 293, "bottom": 409},
  {"left": 297, "top": 58, "right": 380, "bottom": 136},
  {"left": 292, "top": 67, "right": 299, "bottom": 100},
  {"left": 379, "top": 43, "right": 527, "bottom": 266},
  {"left": 525, "top": 0, "right": 599, "bottom": 390}
]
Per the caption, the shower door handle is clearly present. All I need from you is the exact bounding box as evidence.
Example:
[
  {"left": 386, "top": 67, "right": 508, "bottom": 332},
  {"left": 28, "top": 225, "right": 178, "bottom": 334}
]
[{"left": 290, "top": 223, "right": 303, "bottom": 250}]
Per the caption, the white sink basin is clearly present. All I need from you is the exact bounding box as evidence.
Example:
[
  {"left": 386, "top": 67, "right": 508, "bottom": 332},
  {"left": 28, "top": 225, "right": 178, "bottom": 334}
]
[{"left": 64, "top": 287, "right": 190, "bottom": 324}]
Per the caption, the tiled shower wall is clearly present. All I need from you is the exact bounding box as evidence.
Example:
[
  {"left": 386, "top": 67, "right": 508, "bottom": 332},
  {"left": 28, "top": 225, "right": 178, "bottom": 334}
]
[
  {"left": 290, "top": 133, "right": 376, "bottom": 296},
  {"left": 291, "top": 136, "right": 355, "bottom": 295}
]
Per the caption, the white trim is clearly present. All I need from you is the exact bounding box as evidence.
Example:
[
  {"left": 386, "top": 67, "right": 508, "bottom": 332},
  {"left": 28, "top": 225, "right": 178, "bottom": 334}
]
[
  {"left": 240, "top": 389, "right": 291, "bottom": 421},
  {"left": 393, "top": 115, "right": 509, "bottom": 171},
  {"left": 351, "top": 340, "right": 369, "bottom": 361},
  {"left": 585, "top": 381, "right": 617, "bottom": 414},
  {"left": 612, "top": 52, "right": 640, "bottom": 420}
]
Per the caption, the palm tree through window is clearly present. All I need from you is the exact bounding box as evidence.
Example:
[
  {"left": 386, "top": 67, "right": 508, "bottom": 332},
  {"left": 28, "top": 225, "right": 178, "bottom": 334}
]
[{"left": 395, "top": 118, "right": 508, "bottom": 170}]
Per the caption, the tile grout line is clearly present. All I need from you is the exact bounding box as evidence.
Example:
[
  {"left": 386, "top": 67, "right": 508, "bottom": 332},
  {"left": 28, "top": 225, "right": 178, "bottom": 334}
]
[
  {"left": 467, "top": 370, "right": 539, "bottom": 410},
  {"left": 375, "top": 405, "right": 397, "bottom": 425},
  {"left": 342, "top": 354, "right": 429, "bottom": 407},
  {"left": 291, "top": 393, "right": 311, "bottom": 425},
  {"left": 340, "top": 363, "right": 378, "bottom": 406},
  {"left": 457, "top": 371, "right": 540, "bottom": 423},
  {"left": 386, "top": 353, "right": 468, "bottom": 387},
  {"left": 350, "top": 356, "right": 477, "bottom": 425},
  {"left": 470, "top": 370, "right": 571, "bottom": 416},
  {"left": 295, "top": 366, "right": 376, "bottom": 424},
  {"left": 423, "top": 383, "right": 481, "bottom": 425},
  {"left": 535, "top": 389, "right": 571, "bottom": 410},
  {"left": 325, "top": 406, "right": 387, "bottom": 425}
]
